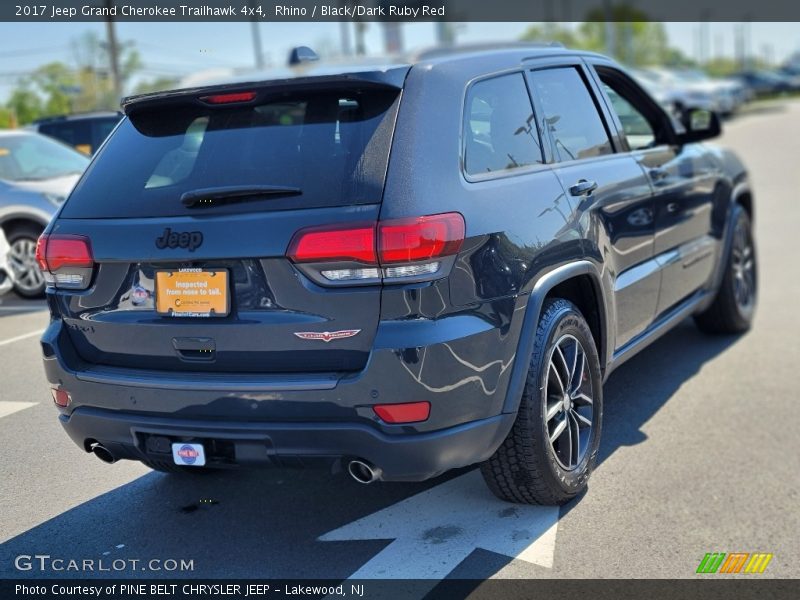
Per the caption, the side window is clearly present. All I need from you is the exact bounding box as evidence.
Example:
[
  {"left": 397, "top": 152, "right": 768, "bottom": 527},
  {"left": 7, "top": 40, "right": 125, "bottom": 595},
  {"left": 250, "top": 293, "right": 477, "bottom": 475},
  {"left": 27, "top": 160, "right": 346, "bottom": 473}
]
[
  {"left": 464, "top": 73, "right": 543, "bottom": 176},
  {"left": 602, "top": 83, "right": 656, "bottom": 150},
  {"left": 528, "top": 67, "right": 612, "bottom": 161}
]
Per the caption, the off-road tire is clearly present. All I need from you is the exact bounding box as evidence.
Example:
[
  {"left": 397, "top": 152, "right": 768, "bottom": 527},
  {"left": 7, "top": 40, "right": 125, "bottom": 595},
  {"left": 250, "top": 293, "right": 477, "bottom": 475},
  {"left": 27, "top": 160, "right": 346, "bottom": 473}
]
[{"left": 481, "top": 298, "right": 603, "bottom": 505}]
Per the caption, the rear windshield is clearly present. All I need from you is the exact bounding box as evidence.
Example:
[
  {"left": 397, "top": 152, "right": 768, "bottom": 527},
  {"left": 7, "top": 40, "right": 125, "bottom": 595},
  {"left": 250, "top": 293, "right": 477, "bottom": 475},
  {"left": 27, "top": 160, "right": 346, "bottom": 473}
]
[{"left": 61, "top": 88, "right": 400, "bottom": 218}]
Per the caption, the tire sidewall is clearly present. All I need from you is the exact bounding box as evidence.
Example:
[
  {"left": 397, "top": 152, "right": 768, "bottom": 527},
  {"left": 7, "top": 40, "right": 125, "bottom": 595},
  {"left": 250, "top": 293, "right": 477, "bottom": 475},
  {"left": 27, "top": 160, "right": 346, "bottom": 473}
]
[{"left": 727, "top": 207, "right": 757, "bottom": 324}]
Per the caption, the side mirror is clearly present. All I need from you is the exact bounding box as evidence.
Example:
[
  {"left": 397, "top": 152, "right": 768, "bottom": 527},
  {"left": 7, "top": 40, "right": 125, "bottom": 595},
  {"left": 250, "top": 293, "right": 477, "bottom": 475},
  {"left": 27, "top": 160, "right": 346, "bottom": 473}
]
[{"left": 675, "top": 107, "right": 721, "bottom": 144}]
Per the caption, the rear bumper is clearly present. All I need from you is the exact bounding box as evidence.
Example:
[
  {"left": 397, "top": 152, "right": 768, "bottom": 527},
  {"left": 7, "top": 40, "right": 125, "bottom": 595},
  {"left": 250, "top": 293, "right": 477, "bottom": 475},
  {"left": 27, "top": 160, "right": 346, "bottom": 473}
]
[
  {"left": 60, "top": 406, "right": 516, "bottom": 481},
  {"left": 42, "top": 302, "right": 526, "bottom": 480}
]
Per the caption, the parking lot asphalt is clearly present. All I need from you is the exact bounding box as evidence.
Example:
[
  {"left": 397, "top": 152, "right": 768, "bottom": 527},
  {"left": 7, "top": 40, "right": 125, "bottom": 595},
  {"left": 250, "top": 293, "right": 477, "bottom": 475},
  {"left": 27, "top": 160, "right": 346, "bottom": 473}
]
[{"left": 0, "top": 101, "right": 798, "bottom": 582}]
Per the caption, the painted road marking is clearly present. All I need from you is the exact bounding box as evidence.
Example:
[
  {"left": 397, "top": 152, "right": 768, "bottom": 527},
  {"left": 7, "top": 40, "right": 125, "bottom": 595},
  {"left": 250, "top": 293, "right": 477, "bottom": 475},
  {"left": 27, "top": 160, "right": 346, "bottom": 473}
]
[
  {"left": 0, "top": 402, "right": 37, "bottom": 419},
  {"left": 0, "top": 329, "right": 44, "bottom": 347},
  {"left": 320, "top": 470, "right": 559, "bottom": 580}
]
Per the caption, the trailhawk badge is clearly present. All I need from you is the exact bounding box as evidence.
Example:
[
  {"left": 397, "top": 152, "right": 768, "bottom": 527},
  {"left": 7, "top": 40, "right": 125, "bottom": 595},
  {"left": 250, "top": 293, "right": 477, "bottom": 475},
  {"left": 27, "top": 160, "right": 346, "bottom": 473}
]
[{"left": 294, "top": 329, "right": 361, "bottom": 343}]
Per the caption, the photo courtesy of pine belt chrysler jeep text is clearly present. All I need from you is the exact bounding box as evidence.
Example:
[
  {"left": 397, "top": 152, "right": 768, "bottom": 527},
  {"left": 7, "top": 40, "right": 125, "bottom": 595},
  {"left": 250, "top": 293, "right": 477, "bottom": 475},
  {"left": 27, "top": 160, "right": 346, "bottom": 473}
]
[{"left": 37, "top": 44, "right": 756, "bottom": 505}]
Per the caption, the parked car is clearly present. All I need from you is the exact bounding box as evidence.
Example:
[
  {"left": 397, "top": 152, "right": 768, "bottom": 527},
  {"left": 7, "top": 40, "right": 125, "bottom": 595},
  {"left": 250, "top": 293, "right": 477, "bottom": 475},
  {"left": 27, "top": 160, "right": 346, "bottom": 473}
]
[
  {"left": 734, "top": 70, "right": 794, "bottom": 96},
  {"left": 629, "top": 68, "right": 714, "bottom": 117},
  {"left": 0, "top": 131, "right": 89, "bottom": 297},
  {"left": 28, "top": 111, "right": 122, "bottom": 156},
  {"left": 638, "top": 67, "right": 743, "bottom": 117},
  {"left": 39, "top": 45, "right": 755, "bottom": 505},
  {"left": 0, "top": 228, "right": 16, "bottom": 296}
]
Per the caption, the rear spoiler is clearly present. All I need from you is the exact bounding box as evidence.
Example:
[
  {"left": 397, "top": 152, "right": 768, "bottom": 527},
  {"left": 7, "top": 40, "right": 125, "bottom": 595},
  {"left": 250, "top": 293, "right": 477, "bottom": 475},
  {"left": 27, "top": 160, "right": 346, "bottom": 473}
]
[{"left": 121, "top": 67, "right": 410, "bottom": 117}]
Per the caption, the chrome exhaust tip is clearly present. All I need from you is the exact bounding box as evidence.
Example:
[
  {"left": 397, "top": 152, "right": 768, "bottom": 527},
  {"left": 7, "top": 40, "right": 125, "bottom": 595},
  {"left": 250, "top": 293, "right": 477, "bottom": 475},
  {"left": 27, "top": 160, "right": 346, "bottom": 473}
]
[
  {"left": 91, "top": 443, "right": 117, "bottom": 464},
  {"left": 347, "top": 459, "right": 382, "bottom": 484}
]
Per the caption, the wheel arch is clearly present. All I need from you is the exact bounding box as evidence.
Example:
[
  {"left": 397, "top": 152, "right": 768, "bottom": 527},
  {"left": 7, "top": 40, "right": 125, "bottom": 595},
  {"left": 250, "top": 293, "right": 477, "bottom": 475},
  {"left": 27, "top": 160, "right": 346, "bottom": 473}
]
[
  {"left": 1, "top": 216, "right": 47, "bottom": 238},
  {"left": 501, "top": 261, "right": 609, "bottom": 415}
]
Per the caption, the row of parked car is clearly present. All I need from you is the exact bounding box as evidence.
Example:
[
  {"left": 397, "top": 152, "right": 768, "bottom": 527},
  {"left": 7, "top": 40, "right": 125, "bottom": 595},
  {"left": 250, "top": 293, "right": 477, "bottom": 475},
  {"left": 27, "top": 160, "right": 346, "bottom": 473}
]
[{"left": 630, "top": 66, "right": 800, "bottom": 119}]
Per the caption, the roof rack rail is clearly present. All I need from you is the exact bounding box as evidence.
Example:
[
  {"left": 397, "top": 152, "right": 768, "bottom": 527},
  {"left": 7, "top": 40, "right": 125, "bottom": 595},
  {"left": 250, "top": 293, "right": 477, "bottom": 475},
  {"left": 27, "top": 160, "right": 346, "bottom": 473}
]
[{"left": 411, "top": 41, "right": 566, "bottom": 62}]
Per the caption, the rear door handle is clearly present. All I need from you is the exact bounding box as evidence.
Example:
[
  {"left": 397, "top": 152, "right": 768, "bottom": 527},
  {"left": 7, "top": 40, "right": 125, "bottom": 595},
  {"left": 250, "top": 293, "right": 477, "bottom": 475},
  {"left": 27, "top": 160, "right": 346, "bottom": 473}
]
[{"left": 569, "top": 179, "right": 598, "bottom": 197}]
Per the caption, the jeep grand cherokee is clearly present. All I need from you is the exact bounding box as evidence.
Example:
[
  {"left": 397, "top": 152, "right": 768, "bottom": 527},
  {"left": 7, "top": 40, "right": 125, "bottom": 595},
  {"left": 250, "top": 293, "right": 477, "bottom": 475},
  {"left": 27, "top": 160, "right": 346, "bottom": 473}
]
[{"left": 38, "top": 45, "right": 756, "bottom": 505}]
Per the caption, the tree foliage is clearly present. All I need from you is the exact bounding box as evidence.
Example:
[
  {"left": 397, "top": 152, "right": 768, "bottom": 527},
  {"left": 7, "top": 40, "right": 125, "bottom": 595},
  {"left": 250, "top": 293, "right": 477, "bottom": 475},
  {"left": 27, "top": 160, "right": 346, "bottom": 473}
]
[
  {"left": 521, "top": 17, "right": 691, "bottom": 68},
  {"left": 2, "top": 32, "right": 145, "bottom": 126}
]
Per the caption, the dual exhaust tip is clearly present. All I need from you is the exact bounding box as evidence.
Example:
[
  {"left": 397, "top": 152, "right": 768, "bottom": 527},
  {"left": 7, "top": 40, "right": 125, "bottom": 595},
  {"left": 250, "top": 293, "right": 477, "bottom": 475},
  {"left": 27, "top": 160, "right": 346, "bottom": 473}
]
[{"left": 91, "top": 443, "right": 381, "bottom": 483}]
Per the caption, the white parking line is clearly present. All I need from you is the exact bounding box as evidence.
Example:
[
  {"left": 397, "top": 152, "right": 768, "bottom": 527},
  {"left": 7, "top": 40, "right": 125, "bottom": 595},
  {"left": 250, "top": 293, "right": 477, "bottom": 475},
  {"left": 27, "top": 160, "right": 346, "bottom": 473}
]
[
  {"left": 0, "top": 329, "right": 45, "bottom": 347},
  {"left": 0, "top": 402, "right": 37, "bottom": 419},
  {"left": 320, "top": 470, "right": 559, "bottom": 582}
]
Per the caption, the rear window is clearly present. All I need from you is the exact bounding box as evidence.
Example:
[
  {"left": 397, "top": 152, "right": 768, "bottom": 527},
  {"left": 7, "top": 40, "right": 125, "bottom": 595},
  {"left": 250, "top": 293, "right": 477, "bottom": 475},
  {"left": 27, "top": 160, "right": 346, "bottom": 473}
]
[{"left": 61, "top": 89, "right": 399, "bottom": 218}]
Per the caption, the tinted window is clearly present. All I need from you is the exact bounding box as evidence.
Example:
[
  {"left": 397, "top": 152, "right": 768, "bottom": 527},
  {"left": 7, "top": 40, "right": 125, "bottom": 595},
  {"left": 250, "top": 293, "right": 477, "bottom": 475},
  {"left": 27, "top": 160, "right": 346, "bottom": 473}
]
[
  {"left": 602, "top": 84, "right": 656, "bottom": 150},
  {"left": 528, "top": 67, "right": 612, "bottom": 161},
  {"left": 62, "top": 89, "right": 399, "bottom": 218},
  {"left": 39, "top": 121, "right": 92, "bottom": 148},
  {"left": 464, "top": 73, "right": 542, "bottom": 175},
  {"left": 91, "top": 117, "right": 122, "bottom": 151}
]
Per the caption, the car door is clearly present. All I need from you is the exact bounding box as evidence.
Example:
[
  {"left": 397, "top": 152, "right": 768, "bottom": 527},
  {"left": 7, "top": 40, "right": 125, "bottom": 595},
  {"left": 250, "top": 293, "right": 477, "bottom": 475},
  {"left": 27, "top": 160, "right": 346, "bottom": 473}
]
[
  {"left": 589, "top": 63, "right": 721, "bottom": 317},
  {"left": 526, "top": 61, "right": 657, "bottom": 350}
]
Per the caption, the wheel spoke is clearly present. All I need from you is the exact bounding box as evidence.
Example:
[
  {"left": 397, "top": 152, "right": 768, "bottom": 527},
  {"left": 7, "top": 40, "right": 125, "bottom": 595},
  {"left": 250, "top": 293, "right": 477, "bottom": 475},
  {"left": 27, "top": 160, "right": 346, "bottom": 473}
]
[
  {"left": 548, "top": 361, "right": 565, "bottom": 395},
  {"left": 572, "top": 349, "right": 585, "bottom": 395},
  {"left": 565, "top": 415, "right": 573, "bottom": 466},
  {"left": 549, "top": 418, "right": 567, "bottom": 444},
  {"left": 569, "top": 412, "right": 580, "bottom": 467},
  {"left": 572, "top": 409, "right": 592, "bottom": 428},
  {"left": 546, "top": 400, "right": 562, "bottom": 422},
  {"left": 554, "top": 344, "right": 570, "bottom": 384},
  {"left": 569, "top": 338, "right": 579, "bottom": 383},
  {"left": 572, "top": 391, "right": 593, "bottom": 405}
]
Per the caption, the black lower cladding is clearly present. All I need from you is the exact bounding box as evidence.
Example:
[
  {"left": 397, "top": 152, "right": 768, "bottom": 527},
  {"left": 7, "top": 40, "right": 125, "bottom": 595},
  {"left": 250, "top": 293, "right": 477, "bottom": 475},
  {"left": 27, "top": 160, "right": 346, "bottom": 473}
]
[{"left": 61, "top": 407, "right": 516, "bottom": 481}]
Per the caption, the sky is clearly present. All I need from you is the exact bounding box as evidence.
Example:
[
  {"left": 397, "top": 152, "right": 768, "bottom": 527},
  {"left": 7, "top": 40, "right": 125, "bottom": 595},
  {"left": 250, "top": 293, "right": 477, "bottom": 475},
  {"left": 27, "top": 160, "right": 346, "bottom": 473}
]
[{"left": 1, "top": 21, "right": 800, "bottom": 102}]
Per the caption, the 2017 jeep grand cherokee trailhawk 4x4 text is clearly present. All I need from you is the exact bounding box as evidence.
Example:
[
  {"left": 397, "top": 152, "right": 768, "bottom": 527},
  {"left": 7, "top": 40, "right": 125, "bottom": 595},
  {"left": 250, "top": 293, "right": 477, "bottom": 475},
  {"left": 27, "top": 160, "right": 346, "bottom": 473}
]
[{"left": 38, "top": 45, "right": 756, "bottom": 505}]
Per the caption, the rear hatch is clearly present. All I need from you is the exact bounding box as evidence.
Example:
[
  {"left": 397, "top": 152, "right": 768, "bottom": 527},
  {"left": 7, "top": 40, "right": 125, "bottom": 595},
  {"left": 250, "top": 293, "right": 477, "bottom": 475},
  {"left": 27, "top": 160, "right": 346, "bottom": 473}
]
[{"left": 48, "top": 74, "right": 405, "bottom": 373}]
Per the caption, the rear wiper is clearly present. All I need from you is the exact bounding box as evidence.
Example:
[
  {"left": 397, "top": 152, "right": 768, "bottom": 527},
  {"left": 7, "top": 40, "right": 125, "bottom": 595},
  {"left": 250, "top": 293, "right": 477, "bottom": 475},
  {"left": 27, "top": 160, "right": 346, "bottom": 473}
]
[{"left": 181, "top": 185, "right": 302, "bottom": 208}]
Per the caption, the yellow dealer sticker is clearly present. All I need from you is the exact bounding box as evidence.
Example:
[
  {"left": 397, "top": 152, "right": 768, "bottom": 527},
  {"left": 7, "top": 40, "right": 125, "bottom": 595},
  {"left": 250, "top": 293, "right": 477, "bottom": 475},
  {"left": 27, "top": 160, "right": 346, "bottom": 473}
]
[{"left": 155, "top": 269, "right": 229, "bottom": 317}]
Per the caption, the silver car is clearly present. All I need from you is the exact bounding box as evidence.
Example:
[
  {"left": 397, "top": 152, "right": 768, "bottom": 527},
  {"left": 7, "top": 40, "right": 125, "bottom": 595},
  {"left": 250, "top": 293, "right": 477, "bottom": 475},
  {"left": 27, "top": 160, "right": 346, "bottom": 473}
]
[{"left": 0, "top": 130, "right": 88, "bottom": 297}]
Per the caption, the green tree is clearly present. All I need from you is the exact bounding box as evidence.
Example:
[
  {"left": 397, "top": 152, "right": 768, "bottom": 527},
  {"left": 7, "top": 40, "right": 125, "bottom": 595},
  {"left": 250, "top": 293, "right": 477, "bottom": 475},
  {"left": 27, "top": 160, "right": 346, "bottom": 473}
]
[
  {"left": 520, "top": 24, "right": 584, "bottom": 49},
  {"left": 0, "top": 106, "right": 16, "bottom": 129},
  {"left": 29, "top": 62, "right": 75, "bottom": 115},
  {"left": 6, "top": 86, "right": 44, "bottom": 125},
  {"left": 133, "top": 76, "right": 180, "bottom": 95}
]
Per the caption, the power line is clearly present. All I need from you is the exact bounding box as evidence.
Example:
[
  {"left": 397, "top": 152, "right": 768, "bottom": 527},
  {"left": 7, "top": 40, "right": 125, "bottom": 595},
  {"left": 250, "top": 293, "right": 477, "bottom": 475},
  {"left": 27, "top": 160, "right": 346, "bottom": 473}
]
[{"left": 0, "top": 45, "right": 69, "bottom": 58}]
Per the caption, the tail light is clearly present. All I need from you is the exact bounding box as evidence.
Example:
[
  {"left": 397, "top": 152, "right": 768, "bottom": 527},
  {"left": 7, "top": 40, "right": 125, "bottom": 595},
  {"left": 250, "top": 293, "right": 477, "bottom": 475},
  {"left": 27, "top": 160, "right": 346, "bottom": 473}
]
[
  {"left": 287, "top": 212, "right": 465, "bottom": 285},
  {"left": 35, "top": 234, "right": 94, "bottom": 290},
  {"left": 200, "top": 91, "right": 257, "bottom": 104}
]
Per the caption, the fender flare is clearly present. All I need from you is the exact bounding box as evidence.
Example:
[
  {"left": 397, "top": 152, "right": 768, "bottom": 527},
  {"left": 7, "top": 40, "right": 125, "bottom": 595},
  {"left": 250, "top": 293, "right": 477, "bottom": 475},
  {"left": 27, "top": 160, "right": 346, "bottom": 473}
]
[
  {"left": 501, "top": 261, "right": 608, "bottom": 414},
  {"left": 703, "top": 182, "right": 752, "bottom": 304}
]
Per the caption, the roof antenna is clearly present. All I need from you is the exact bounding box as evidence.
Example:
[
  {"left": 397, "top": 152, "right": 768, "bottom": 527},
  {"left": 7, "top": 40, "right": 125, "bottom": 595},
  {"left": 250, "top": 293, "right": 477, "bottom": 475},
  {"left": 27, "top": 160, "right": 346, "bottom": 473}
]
[{"left": 288, "top": 46, "right": 320, "bottom": 66}]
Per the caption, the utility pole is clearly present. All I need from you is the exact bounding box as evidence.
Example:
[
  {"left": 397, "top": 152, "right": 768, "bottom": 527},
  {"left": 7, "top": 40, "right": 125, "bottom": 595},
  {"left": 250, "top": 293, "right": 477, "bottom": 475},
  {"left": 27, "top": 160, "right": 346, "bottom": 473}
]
[
  {"left": 104, "top": 0, "right": 121, "bottom": 103},
  {"left": 603, "top": 0, "right": 615, "bottom": 58},
  {"left": 249, "top": 0, "right": 264, "bottom": 68},
  {"left": 340, "top": 21, "right": 352, "bottom": 56}
]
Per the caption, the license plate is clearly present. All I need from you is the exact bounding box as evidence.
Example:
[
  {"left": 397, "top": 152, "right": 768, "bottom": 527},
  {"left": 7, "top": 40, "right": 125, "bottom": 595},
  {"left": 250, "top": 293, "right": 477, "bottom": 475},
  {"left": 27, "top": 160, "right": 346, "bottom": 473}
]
[
  {"left": 172, "top": 443, "right": 206, "bottom": 467},
  {"left": 155, "top": 269, "right": 229, "bottom": 317}
]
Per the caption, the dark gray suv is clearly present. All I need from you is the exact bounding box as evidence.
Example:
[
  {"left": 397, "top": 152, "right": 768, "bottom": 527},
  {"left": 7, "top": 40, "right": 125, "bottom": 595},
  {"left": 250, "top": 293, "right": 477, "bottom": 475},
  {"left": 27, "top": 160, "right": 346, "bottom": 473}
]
[{"left": 38, "top": 45, "right": 756, "bottom": 505}]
